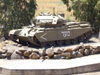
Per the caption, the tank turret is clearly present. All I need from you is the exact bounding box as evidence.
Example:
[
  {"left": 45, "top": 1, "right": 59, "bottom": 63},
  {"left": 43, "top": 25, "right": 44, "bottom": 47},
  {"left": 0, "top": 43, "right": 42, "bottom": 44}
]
[{"left": 31, "top": 12, "right": 67, "bottom": 27}]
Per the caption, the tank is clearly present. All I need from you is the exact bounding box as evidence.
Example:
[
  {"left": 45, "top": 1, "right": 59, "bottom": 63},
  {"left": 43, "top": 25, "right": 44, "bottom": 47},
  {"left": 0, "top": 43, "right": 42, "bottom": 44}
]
[{"left": 9, "top": 12, "right": 92, "bottom": 47}]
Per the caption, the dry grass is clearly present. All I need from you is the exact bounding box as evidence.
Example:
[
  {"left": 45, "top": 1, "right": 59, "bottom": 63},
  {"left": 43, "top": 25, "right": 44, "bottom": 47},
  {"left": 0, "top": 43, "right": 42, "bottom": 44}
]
[{"left": 35, "top": 0, "right": 75, "bottom": 20}]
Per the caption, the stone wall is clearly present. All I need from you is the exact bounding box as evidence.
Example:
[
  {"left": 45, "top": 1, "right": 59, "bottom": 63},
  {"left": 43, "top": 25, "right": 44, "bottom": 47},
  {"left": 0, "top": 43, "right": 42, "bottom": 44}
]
[{"left": 0, "top": 40, "right": 100, "bottom": 60}]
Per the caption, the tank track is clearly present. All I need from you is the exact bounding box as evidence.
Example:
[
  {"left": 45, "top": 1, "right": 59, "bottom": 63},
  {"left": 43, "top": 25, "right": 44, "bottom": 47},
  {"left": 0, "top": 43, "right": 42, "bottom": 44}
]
[{"left": 30, "top": 31, "right": 92, "bottom": 47}]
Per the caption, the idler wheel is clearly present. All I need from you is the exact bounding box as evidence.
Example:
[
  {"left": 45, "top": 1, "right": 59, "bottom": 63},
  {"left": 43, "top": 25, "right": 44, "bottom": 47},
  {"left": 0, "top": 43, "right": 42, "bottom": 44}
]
[
  {"left": 49, "top": 41, "right": 55, "bottom": 46},
  {"left": 85, "top": 31, "right": 92, "bottom": 39},
  {"left": 79, "top": 35, "right": 85, "bottom": 42},
  {"left": 10, "top": 34, "right": 17, "bottom": 41},
  {"left": 41, "top": 42, "right": 47, "bottom": 47},
  {"left": 57, "top": 40, "right": 64, "bottom": 46},
  {"left": 71, "top": 37, "right": 78, "bottom": 44},
  {"left": 64, "top": 39, "right": 71, "bottom": 45}
]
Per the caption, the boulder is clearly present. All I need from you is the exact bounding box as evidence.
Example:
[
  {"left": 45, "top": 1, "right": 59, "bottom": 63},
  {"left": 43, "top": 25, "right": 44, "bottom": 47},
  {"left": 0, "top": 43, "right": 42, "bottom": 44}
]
[
  {"left": 40, "top": 56, "right": 45, "bottom": 59},
  {"left": 64, "top": 48, "right": 72, "bottom": 52},
  {"left": 45, "top": 56, "right": 50, "bottom": 59},
  {"left": 90, "top": 49, "right": 98, "bottom": 55},
  {"left": 8, "top": 40, "right": 15, "bottom": 45},
  {"left": 79, "top": 49, "right": 84, "bottom": 54},
  {"left": 0, "top": 54, "right": 7, "bottom": 58},
  {"left": 60, "top": 52, "right": 71, "bottom": 58},
  {"left": 46, "top": 48, "right": 54, "bottom": 57},
  {"left": 72, "top": 46, "right": 80, "bottom": 51},
  {"left": 84, "top": 49, "right": 89, "bottom": 55},
  {"left": 32, "top": 49, "right": 38, "bottom": 53},
  {"left": 18, "top": 48, "right": 27, "bottom": 52},
  {"left": 0, "top": 48, "right": 7, "bottom": 54},
  {"left": 13, "top": 43, "right": 18, "bottom": 46},
  {"left": 71, "top": 51, "right": 77, "bottom": 58},
  {"left": 96, "top": 46, "right": 100, "bottom": 52},
  {"left": 79, "top": 43, "right": 85, "bottom": 49},
  {"left": 54, "top": 54, "right": 66, "bottom": 59},
  {"left": 17, "top": 44, "right": 22, "bottom": 47},
  {"left": 4, "top": 40, "right": 9, "bottom": 44},
  {"left": 38, "top": 49, "right": 46, "bottom": 56},
  {"left": 16, "top": 50, "right": 23, "bottom": 55},
  {"left": 23, "top": 51, "right": 30, "bottom": 57},
  {"left": 28, "top": 49, "right": 32, "bottom": 54},
  {"left": 8, "top": 51, "right": 24, "bottom": 59},
  {"left": 85, "top": 45, "right": 91, "bottom": 49},
  {"left": 76, "top": 51, "right": 83, "bottom": 57},
  {"left": 6, "top": 49, "right": 14, "bottom": 57},
  {"left": 0, "top": 43, "right": 3, "bottom": 48},
  {"left": 54, "top": 48, "right": 63, "bottom": 54},
  {"left": 29, "top": 53, "right": 40, "bottom": 59}
]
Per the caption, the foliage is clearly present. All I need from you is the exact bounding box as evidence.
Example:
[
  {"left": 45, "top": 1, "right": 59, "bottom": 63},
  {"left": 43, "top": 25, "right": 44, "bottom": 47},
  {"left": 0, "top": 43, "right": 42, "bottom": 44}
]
[
  {"left": 0, "top": 0, "right": 37, "bottom": 38},
  {"left": 61, "top": 0, "right": 100, "bottom": 33}
]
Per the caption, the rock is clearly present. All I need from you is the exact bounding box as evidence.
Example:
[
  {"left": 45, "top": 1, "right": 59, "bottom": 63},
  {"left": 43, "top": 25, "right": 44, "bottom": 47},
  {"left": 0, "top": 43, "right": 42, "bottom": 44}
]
[
  {"left": 54, "top": 48, "right": 63, "bottom": 54},
  {"left": 8, "top": 51, "right": 24, "bottom": 59},
  {"left": 4, "top": 40, "right": 9, "bottom": 44},
  {"left": 0, "top": 54, "right": 7, "bottom": 58},
  {"left": 54, "top": 54, "right": 66, "bottom": 59},
  {"left": 71, "top": 51, "right": 77, "bottom": 58},
  {"left": 53, "top": 55, "right": 58, "bottom": 58},
  {"left": 0, "top": 48, "right": 7, "bottom": 54},
  {"left": 28, "top": 49, "right": 32, "bottom": 54},
  {"left": 8, "top": 40, "right": 15, "bottom": 45},
  {"left": 0, "top": 43, "right": 3, "bottom": 48},
  {"left": 90, "top": 49, "right": 98, "bottom": 55},
  {"left": 46, "top": 48, "right": 54, "bottom": 57},
  {"left": 29, "top": 53, "right": 40, "bottom": 59},
  {"left": 32, "top": 49, "right": 38, "bottom": 53},
  {"left": 76, "top": 51, "right": 83, "bottom": 57},
  {"left": 45, "top": 56, "right": 50, "bottom": 59},
  {"left": 2, "top": 43, "right": 6, "bottom": 47},
  {"left": 84, "top": 49, "right": 89, "bottom": 55},
  {"left": 85, "top": 45, "right": 91, "bottom": 49},
  {"left": 40, "top": 56, "right": 45, "bottom": 59},
  {"left": 61, "top": 52, "right": 71, "bottom": 58},
  {"left": 6, "top": 49, "right": 14, "bottom": 57},
  {"left": 18, "top": 48, "right": 27, "bottom": 52},
  {"left": 64, "top": 48, "right": 72, "bottom": 52},
  {"left": 79, "top": 49, "right": 84, "bottom": 54},
  {"left": 23, "top": 51, "right": 30, "bottom": 57},
  {"left": 79, "top": 42, "right": 85, "bottom": 49},
  {"left": 72, "top": 46, "right": 80, "bottom": 51},
  {"left": 96, "top": 46, "right": 100, "bottom": 52},
  {"left": 16, "top": 50, "right": 23, "bottom": 55},
  {"left": 17, "top": 44, "right": 22, "bottom": 47},
  {"left": 38, "top": 49, "right": 46, "bottom": 56},
  {"left": 13, "top": 43, "right": 18, "bottom": 46}
]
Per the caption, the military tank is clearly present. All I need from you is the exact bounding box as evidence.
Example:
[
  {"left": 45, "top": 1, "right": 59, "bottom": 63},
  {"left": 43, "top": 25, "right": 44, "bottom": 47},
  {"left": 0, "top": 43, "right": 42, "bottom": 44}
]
[{"left": 9, "top": 12, "right": 92, "bottom": 47}]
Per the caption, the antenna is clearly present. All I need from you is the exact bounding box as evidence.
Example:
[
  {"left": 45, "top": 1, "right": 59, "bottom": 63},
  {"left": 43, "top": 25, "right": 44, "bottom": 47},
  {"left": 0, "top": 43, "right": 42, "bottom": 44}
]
[{"left": 53, "top": 7, "right": 55, "bottom": 16}]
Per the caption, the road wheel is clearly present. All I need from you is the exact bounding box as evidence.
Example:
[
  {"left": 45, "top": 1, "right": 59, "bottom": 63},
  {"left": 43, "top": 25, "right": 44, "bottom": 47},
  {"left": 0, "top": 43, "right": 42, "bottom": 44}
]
[
  {"left": 57, "top": 40, "right": 64, "bottom": 46},
  {"left": 48, "top": 41, "right": 55, "bottom": 46},
  {"left": 85, "top": 31, "right": 92, "bottom": 39},
  {"left": 41, "top": 42, "right": 48, "bottom": 47},
  {"left": 79, "top": 35, "right": 85, "bottom": 42},
  {"left": 71, "top": 37, "right": 78, "bottom": 44},
  {"left": 65, "top": 39, "right": 71, "bottom": 45}
]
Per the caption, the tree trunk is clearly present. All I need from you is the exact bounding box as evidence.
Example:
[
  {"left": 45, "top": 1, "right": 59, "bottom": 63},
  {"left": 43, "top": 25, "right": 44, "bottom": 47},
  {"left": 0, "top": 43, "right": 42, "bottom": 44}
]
[{"left": 4, "top": 0, "right": 8, "bottom": 40}]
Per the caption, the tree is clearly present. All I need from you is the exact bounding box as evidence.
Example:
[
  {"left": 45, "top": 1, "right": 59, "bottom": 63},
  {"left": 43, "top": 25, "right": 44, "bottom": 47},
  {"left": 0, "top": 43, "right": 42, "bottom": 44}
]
[
  {"left": 0, "top": 0, "right": 37, "bottom": 39},
  {"left": 62, "top": 0, "right": 100, "bottom": 32}
]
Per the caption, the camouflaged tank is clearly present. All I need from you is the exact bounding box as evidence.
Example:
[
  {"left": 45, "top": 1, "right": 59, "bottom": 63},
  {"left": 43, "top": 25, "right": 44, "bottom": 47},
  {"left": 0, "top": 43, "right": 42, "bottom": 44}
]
[{"left": 9, "top": 12, "right": 92, "bottom": 47}]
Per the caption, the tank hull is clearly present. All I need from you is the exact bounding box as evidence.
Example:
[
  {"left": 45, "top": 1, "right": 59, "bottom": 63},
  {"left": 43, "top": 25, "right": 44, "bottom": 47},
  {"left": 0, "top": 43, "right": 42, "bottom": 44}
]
[{"left": 35, "top": 27, "right": 91, "bottom": 42}]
